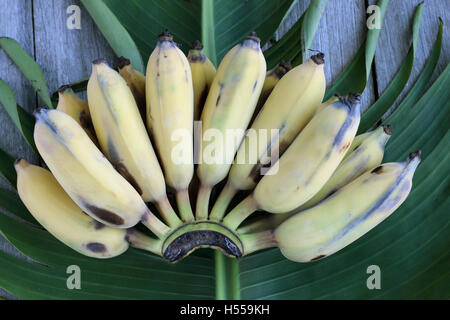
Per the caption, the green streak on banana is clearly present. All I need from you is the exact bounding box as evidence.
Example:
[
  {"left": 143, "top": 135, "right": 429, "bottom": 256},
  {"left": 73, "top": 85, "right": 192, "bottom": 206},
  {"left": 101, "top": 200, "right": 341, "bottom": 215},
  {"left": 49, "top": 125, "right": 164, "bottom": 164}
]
[
  {"left": 33, "top": 109, "right": 169, "bottom": 237},
  {"left": 274, "top": 152, "right": 421, "bottom": 262},
  {"left": 117, "top": 56, "right": 147, "bottom": 122},
  {"left": 223, "top": 93, "right": 361, "bottom": 230},
  {"left": 146, "top": 30, "right": 195, "bottom": 222},
  {"left": 187, "top": 40, "right": 216, "bottom": 121},
  {"left": 210, "top": 54, "right": 326, "bottom": 221},
  {"left": 237, "top": 125, "right": 392, "bottom": 234},
  {"left": 87, "top": 59, "right": 181, "bottom": 228},
  {"left": 56, "top": 85, "right": 98, "bottom": 145},
  {"left": 15, "top": 159, "right": 129, "bottom": 259},
  {"left": 196, "top": 32, "right": 266, "bottom": 220},
  {"left": 250, "top": 60, "right": 292, "bottom": 123}
]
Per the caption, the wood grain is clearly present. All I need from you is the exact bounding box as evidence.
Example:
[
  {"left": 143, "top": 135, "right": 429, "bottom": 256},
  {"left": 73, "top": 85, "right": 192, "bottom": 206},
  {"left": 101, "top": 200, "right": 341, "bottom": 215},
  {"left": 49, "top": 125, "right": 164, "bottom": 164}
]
[{"left": 370, "top": 0, "right": 449, "bottom": 118}]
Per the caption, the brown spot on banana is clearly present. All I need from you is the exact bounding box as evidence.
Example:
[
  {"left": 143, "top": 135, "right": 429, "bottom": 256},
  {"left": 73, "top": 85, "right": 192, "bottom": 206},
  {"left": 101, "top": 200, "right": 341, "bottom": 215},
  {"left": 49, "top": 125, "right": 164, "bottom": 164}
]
[
  {"left": 310, "top": 254, "right": 326, "bottom": 262},
  {"left": 113, "top": 163, "right": 143, "bottom": 196},
  {"left": 371, "top": 166, "right": 384, "bottom": 174},
  {"left": 83, "top": 203, "right": 125, "bottom": 226},
  {"left": 85, "top": 242, "right": 107, "bottom": 253}
]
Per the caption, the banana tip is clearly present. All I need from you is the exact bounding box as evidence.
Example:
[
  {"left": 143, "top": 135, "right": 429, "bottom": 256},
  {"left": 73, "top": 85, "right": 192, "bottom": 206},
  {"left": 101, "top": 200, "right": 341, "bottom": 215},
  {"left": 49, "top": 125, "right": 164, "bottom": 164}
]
[
  {"left": 279, "top": 60, "right": 292, "bottom": 71},
  {"left": 409, "top": 150, "right": 421, "bottom": 161},
  {"left": 245, "top": 31, "right": 260, "bottom": 43},
  {"left": 311, "top": 52, "right": 325, "bottom": 65},
  {"left": 57, "top": 84, "right": 72, "bottom": 94},
  {"left": 117, "top": 56, "right": 130, "bottom": 69},
  {"left": 158, "top": 29, "right": 173, "bottom": 42},
  {"left": 92, "top": 58, "right": 108, "bottom": 66},
  {"left": 190, "top": 40, "right": 203, "bottom": 50},
  {"left": 33, "top": 107, "right": 48, "bottom": 119},
  {"left": 14, "top": 158, "right": 25, "bottom": 168},
  {"left": 382, "top": 124, "right": 392, "bottom": 135}
]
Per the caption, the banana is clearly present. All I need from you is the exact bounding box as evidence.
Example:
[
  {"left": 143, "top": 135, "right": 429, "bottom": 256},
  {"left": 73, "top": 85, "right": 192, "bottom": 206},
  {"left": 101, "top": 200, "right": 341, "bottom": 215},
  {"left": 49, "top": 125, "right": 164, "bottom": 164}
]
[
  {"left": 196, "top": 32, "right": 266, "bottom": 220},
  {"left": 298, "top": 124, "right": 392, "bottom": 210},
  {"left": 33, "top": 108, "right": 169, "bottom": 237},
  {"left": 187, "top": 40, "right": 216, "bottom": 121},
  {"left": 117, "top": 57, "right": 146, "bottom": 121},
  {"left": 237, "top": 125, "right": 392, "bottom": 233},
  {"left": 315, "top": 95, "right": 339, "bottom": 114},
  {"left": 146, "top": 30, "right": 195, "bottom": 222},
  {"left": 87, "top": 59, "right": 181, "bottom": 227},
  {"left": 273, "top": 151, "right": 421, "bottom": 262},
  {"left": 15, "top": 159, "right": 129, "bottom": 258},
  {"left": 223, "top": 93, "right": 361, "bottom": 230},
  {"left": 250, "top": 60, "right": 292, "bottom": 123},
  {"left": 56, "top": 85, "right": 98, "bottom": 144},
  {"left": 210, "top": 53, "right": 325, "bottom": 221}
]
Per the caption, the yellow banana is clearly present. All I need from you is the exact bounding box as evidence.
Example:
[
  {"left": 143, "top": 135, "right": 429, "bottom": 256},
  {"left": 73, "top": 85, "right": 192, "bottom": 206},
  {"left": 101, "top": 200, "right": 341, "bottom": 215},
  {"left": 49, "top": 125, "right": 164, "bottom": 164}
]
[
  {"left": 210, "top": 53, "right": 326, "bottom": 221},
  {"left": 298, "top": 124, "right": 392, "bottom": 210},
  {"left": 117, "top": 56, "right": 146, "bottom": 121},
  {"left": 196, "top": 32, "right": 266, "bottom": 220},
  {"left": 187, "top": 40, "right": 216, "bottom": 121},
  {"left": 33, "top": 108, "right": 169, "bottom": 237},
  {"left": 87, "top": 59, "right": 181, "bottom": 227},
  {"left": 15, "top": 159, "right": 129, "bottom": 258},
  {"left": 272, "top": 151, "right": 421, "bottom": 262},
  {"left": 251, "top": 60, "right": 292, "bottom": 123},
  {"left": 237, "top": 124, "right": 392, "bottom": 233},
  {"left": 56, "top": 85, "right": 98, "bottom": 144},
  {"left": 315, "top": 95, "right": 339, "bottom": 114},
  {"left": 223, "top": 93, "right": 361, "bottom": 230},
  {"left": 146, "top": 30, "right": 195, "bottom": 222}
]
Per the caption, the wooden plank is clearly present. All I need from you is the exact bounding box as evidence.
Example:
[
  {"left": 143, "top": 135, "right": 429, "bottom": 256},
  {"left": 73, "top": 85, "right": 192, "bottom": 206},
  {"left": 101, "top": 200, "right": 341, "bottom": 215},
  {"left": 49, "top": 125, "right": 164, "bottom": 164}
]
[
  {"left": 33, "top": 0, "right": 117, "bottom": 100},
  {"left": 0, "top": 0, "right": 37, "bottom": 173},
  {"left": 0, "top": 0, "right": 36, "bottom": 300},
  {"left": 371, "top": 0, "right": 450, "bottom": 118},
  {"left": 0, "top": 0, "right": 118, "bottom": 299},
  {"left": 276, "top": 0, "right": 376, "bottom": 113}
]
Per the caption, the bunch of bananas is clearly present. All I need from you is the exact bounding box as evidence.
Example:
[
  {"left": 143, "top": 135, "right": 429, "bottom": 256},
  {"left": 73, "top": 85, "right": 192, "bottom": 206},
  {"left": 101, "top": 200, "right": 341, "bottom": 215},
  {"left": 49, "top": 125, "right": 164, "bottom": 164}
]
[{"left": 15, "top": 30, "right": 420, "bottom": 263}]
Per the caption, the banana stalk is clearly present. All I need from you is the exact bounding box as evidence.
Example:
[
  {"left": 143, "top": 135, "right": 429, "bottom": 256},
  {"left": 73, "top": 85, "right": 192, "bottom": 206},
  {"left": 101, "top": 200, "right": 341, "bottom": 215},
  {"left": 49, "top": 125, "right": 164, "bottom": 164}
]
[
  {"left": 146, "top": 30, "right": 195, "bottom": 222},
  {"left": 87, "top": 59, "right": 181, "bottom": 228},
  {"left": 196, "top": 32, "right": 266, "bottom": 220},
  {"left": 34, "top": 109, "right": 169, "bottom": 237},
  {"left": 187, "top": 40, "right": 216, "bottom": 121},
  {"left": 210, "top": 53, "right": 326, "bottom": 221},
  {"left": 223, "top": 93, "right": 361, "bottom": 230}
]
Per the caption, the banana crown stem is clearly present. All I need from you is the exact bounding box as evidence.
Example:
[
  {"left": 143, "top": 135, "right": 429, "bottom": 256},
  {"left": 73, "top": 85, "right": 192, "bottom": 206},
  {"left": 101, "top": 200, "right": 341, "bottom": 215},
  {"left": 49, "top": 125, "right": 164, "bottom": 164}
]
[
  {"left": 209, "top": 180, "right": 238, "bottom": 221},
  {"left": 241, "top": 230, "right": 277, "bottom": 256},
  {"left": 222, "top": 195, "right": 259, "bottom": 230}
]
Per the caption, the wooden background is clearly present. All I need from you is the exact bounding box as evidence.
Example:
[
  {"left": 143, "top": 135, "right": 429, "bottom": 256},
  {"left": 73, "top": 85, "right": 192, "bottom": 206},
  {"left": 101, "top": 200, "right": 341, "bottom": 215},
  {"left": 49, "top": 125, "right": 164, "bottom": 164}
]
[{"left": 0, "top": 0, "right": 448, "bottom": 299}]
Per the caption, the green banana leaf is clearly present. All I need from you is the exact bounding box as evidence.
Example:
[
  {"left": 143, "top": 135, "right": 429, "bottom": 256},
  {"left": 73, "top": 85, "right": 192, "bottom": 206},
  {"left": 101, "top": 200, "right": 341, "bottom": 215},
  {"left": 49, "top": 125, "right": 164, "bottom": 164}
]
[
  {"left": 0, "top": 38, "right": 52, "bottom": 109},
  {"left": 0, "top": 80, "right": 36, "bottom": 151},
  {"left": 0, "top": 0, "right": 448, "bottom": 300}
]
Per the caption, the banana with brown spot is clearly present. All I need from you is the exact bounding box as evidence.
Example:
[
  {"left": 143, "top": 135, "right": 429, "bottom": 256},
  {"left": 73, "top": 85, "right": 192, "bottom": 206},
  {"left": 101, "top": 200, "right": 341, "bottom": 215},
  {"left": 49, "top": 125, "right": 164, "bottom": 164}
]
[
  {"left": 33, "top": 108, "right": 169, "bottom": 237},
  {"left": 146, "top": 30, "right": 195, "bottom": 222},
  {"left": 210, "top": 54, "right": 325, "bottom": 221},
  {"left": 87, "top": 59, "right": 181, "bottom": 228},
  {"left": 223, "top": 93, "right": 361, "bottom": 230},
  {"left": 195, "top": 32, "right": 266, "bottom": 220},
  {"left": 187, "top": 40, "right": 216, "bottom": 121}
]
